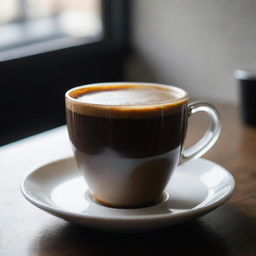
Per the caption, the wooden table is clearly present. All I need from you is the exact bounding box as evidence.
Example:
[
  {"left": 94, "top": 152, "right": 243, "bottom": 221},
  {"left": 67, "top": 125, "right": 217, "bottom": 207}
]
[{"left": 1, "top": 103, "right": 256, "bottom": 256}]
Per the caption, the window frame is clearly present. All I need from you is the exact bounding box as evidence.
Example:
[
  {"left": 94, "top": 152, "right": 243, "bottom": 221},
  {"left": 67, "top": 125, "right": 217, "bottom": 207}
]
[
  {"left": 0, "top": 0, "right": 130, "bottom": 63},
  {"left": 0, "top": 0, "right": 130, "bottom": 145}
]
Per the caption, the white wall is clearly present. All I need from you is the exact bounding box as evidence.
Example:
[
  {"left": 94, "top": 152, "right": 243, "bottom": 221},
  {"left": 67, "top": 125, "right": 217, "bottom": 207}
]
[{"left": 126, "top": 0, "right": 256, "bottom": 103}]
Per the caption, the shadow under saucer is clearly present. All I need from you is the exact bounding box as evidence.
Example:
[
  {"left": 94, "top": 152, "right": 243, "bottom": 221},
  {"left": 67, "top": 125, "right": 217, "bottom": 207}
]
[{"left": 33, "top": 219, "right": 228, "bottom": 256}]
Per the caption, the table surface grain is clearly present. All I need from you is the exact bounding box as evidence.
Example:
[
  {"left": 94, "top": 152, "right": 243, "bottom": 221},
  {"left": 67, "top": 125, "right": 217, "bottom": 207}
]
[{"left": 1, "top": 103, "right": 256, "bottom": 256}]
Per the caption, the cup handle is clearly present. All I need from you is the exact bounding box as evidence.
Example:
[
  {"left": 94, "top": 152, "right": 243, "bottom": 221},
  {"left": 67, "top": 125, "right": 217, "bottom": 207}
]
[{"left": 180, "top": 101, "right": 221, "bottom": 163}]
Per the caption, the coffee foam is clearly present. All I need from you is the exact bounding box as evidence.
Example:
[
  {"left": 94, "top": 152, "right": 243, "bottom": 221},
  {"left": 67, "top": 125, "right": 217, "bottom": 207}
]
[
  {"left": 66, "top": 84, "right": 188, "bottom": 118},
  {"left": 76, "top": 87, "right": 180, "bottom": 105}
]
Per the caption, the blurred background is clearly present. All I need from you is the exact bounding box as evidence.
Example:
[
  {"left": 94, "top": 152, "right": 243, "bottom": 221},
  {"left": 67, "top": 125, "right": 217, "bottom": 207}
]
[{"left": 1, "top": 0, "right": 256, "bottom": 145}]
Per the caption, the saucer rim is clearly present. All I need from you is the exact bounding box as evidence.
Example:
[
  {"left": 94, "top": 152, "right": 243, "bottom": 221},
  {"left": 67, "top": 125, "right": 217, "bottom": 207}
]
[{"left": 21, "top": 157, "right": 235, "bottom": 222}]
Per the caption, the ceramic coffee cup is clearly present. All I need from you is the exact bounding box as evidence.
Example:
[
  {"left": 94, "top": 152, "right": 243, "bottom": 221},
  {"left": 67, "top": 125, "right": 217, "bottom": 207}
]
[{"left": 65, "top": 82, "right": 221, "bottom": 208}]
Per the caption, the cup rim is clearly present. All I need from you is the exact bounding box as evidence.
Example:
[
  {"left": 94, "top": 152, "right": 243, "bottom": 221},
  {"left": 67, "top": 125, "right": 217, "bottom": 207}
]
[
  {"left": 65, "top": 82, "right": 189, "bottom": 107},
  {"left": 235, "top": 69, "right": 256, "bottom": 80}
]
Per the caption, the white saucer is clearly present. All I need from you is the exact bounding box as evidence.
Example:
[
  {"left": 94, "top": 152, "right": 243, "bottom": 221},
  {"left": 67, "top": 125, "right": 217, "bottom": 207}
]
[{"left": 21, "top": 157, "right": 235, "bottom": 231}]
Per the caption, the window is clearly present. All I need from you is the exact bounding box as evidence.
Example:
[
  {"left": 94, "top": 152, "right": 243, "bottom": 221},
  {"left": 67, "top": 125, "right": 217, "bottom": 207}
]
[
  {"left": 0, "top": 0, "right": 103, "bottom": 59},
  {"left": 0, "top": 0, "right": 129, "bottom": 145}
]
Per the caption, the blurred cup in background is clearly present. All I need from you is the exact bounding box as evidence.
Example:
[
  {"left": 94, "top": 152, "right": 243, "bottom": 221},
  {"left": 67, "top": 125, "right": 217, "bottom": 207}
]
[{"left": 235, "top": 69, "right": 256, "bottom": 126}]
